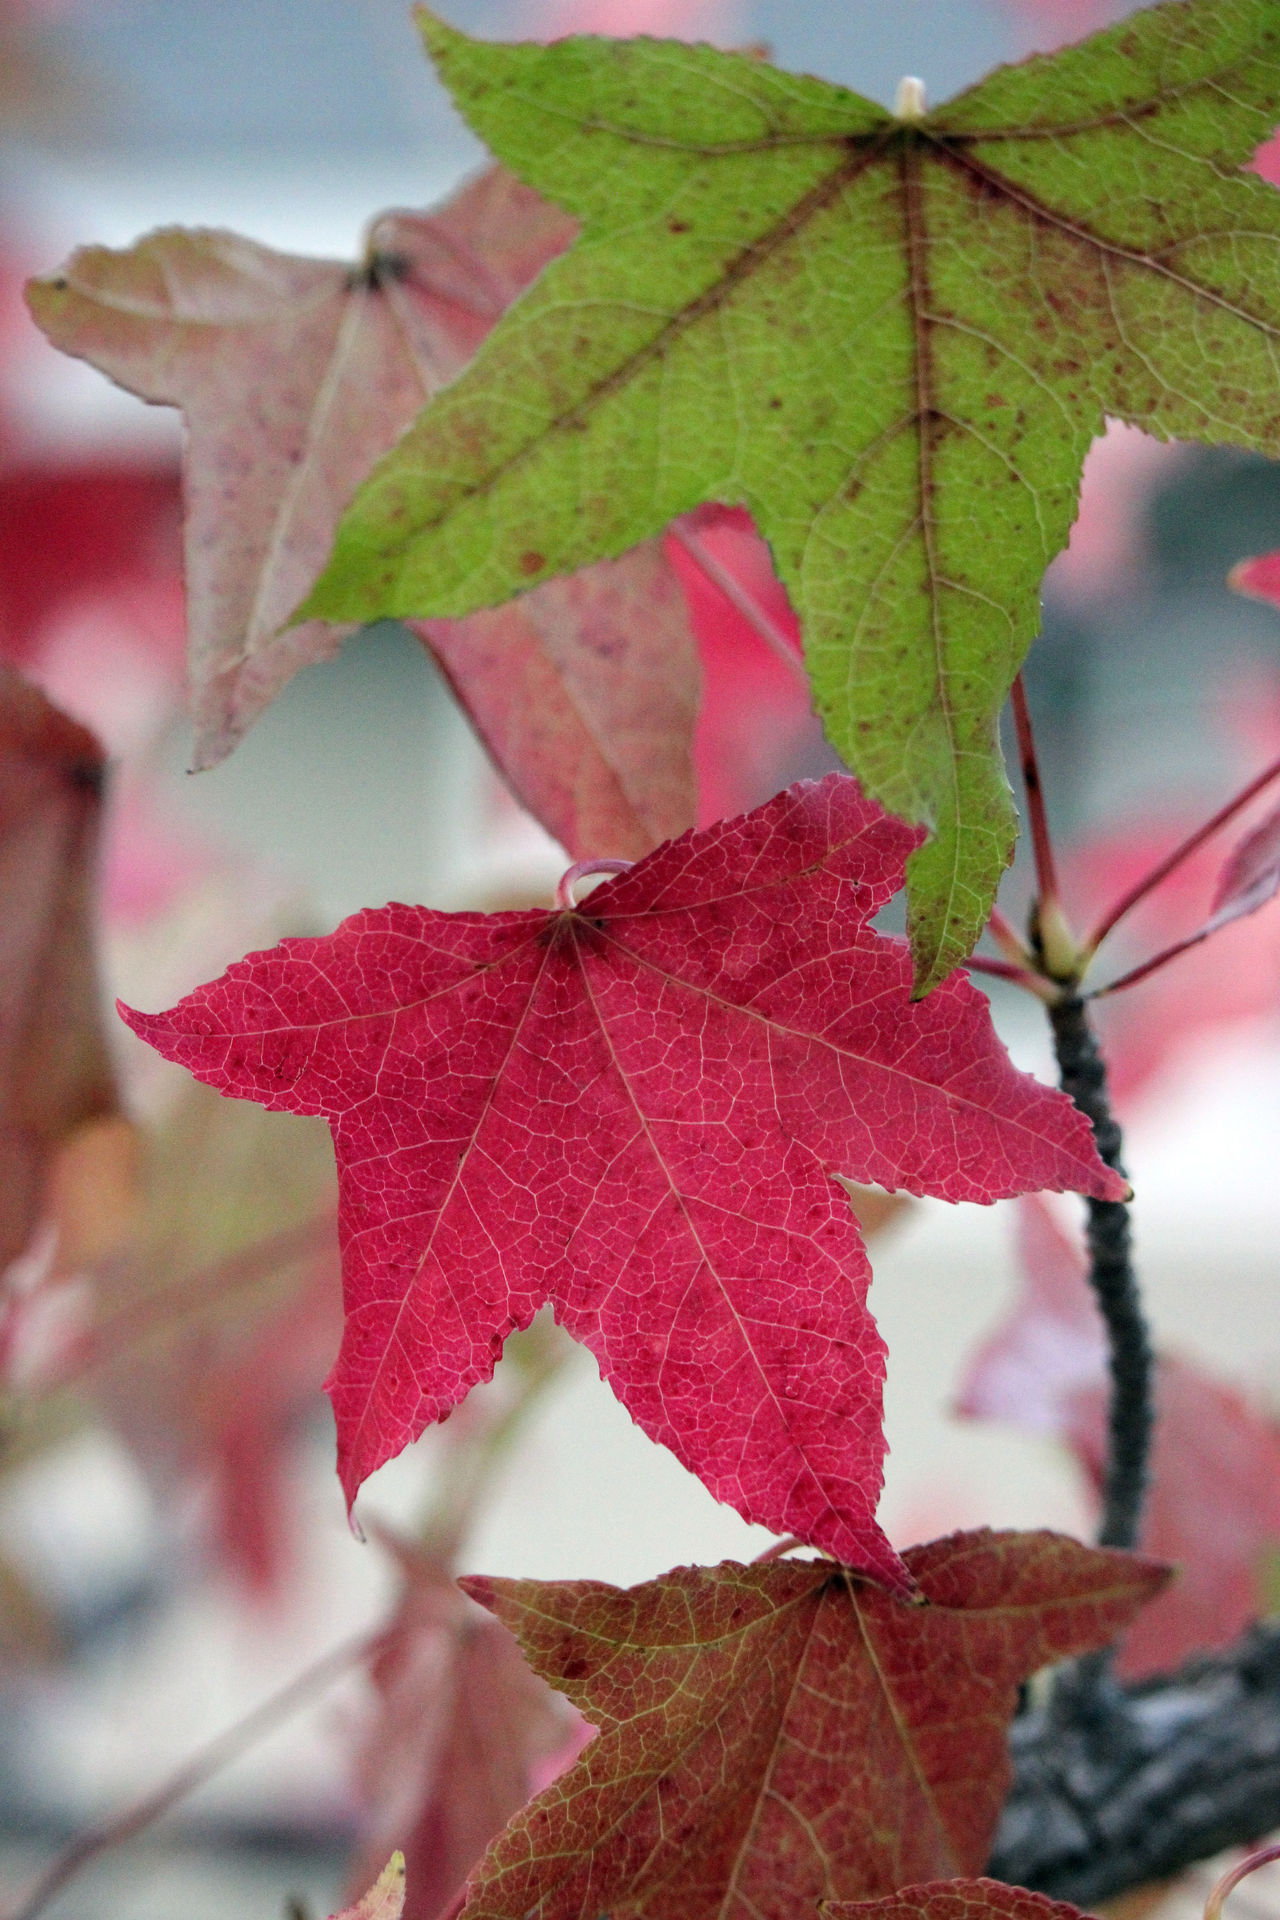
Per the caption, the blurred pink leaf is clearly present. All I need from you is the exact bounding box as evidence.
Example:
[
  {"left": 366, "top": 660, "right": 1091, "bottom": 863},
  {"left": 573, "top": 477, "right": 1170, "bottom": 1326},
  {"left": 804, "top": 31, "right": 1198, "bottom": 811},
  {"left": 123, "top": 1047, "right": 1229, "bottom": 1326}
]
[
  {"left": 28, "top": 171, "right": 702, "bottom": 863},
  {"left": 954, "top": 1195, "right": 1105, "bottom": 1438},
  {"left": 0, "top": 668, "right": 118, "bottom": 1276},
  {"left": 1210, "top": 796, "right": 1280, "bottom": 924},
  {"left": 957, "top": 1196, "right": 1280, "bottom": 1679},
  {"left": 534, "top": 0, "right": 743, "bottom": 37},
  {"left": 349, "top": 1537, "right": 576, "bottom": 1920},
  {"left": 665, "top": 506, "right": 830, "bottom": 827}
]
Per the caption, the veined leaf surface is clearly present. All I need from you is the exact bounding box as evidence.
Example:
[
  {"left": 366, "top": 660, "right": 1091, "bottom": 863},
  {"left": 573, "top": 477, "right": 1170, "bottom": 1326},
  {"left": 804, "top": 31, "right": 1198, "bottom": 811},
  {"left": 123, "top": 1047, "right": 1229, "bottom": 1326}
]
[{"left": 308, "top": 0, "right": 1280, "bottom": 988}]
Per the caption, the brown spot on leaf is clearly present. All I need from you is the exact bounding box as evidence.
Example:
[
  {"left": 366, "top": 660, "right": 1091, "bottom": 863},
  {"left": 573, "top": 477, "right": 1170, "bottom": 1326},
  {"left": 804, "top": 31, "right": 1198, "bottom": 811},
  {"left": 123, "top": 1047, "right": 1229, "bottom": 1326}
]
[{"left": 519, "top": 550, "right": 546, "bottom": 577}]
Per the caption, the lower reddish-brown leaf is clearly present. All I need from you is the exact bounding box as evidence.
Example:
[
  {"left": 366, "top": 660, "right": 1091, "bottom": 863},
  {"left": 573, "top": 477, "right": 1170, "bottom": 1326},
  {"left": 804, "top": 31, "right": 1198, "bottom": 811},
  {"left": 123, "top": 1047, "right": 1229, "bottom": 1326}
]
[
  {"left": 455, "top": 1531, "right": 1167, "bottom": 1920},
  {"left": 827, "top": 1878, "right": 1091, "bottom": 1920},
  {"left": 121, "top": 777, "right": 1122, "bottom": 1587}
]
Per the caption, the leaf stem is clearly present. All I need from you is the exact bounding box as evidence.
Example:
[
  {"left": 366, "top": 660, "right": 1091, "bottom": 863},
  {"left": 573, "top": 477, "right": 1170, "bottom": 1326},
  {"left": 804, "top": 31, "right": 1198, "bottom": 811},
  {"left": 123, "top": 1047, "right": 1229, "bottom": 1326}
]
[
  {"left": 3, "top": 1627, "right": 381, "bottom": 1920},
  {"left": 1086, "top": 746, "right": 1280, "bottom": 955},
  {"left": 1087, "top": 924, "right": 1215, "bottom": 1000},
  {"left": 965, "top": 952, "right": 1060, "bottom": 1001},
  {"left": 667, "top": 519, "right": 810, "bottom": 684},
  {"left": 555, "top": 858, "right": 631, "bottom": 909},
  {"left": 1047, "top": 994, "right": 1151, "bottom": 1554},
  {"left": 1011, "top": 675, "right": 1061, "bottom": 913},
  {"left": 1204, "top": 1842, "right": 1280, "bottom": 1920}
]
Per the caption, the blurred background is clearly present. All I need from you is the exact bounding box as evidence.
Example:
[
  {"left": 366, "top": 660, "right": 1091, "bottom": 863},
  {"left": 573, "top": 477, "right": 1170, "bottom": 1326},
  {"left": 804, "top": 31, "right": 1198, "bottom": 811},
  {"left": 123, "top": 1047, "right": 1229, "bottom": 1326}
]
[{"left": 5, "top": 1, "right": 1280, "bottom": 1915}]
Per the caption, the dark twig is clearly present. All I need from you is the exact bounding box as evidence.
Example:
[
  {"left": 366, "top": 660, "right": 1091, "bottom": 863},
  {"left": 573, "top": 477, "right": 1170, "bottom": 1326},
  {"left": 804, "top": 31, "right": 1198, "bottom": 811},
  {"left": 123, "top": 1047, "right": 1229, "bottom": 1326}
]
[
  {"left": 1047, "top": 993, "right": 1151, "bottom": 1554},
  {"left": 990, "top": 1619, "right": 1280, "bottom": 1906}
]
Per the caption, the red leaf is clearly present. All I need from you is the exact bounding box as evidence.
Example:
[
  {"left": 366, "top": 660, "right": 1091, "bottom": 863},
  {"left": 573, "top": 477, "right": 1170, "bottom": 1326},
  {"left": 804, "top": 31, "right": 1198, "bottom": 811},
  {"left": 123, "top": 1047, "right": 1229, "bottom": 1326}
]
[
  {"left": 664, "top": 505, "right": 825, "bottom": 828},
  {"left": 828, "top": 1878, "right": 1089, "bottom": 1920},
  {"left": 27, "top": 171, "right": 700, "bottom": 861},
  {"left": 349, "top": 1539, "right": 577, "bottom": 1920},
  {"left": 121, "top": 777, "right": 1121, "bottom": 1587},
  {"left": 0, "top": 668, "right": 118, "bottom": 1274},
  {"left": 957, "top": 1196, "right": 1280, "bottom": 1678},
  {"left": 455, "top": 1533, "right": 1167, "bottom": 1920}
]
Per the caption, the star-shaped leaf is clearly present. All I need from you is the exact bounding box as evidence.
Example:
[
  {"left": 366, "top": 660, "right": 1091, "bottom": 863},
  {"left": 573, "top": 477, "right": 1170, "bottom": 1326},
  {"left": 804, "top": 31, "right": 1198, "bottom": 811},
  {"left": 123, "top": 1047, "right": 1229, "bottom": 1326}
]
[
  {"left": 303, "top": 0, "right": 1280, "bottom": 988},
  {"left": 120, "top": 776, "right": 1120, "bottom": 1589},
  {"left": 454, "top": 1532, "right": 1167, "bottom": 1920},
  {"left": 26, "top": 170, "right": 700, "bottom": 860}
]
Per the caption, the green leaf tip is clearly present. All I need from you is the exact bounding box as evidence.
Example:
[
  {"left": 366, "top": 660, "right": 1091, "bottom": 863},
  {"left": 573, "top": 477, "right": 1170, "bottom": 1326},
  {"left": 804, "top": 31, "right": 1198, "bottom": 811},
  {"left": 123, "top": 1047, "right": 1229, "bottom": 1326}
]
[{"left": 308, "top": 0, "right": 1280, "bottom": 991}]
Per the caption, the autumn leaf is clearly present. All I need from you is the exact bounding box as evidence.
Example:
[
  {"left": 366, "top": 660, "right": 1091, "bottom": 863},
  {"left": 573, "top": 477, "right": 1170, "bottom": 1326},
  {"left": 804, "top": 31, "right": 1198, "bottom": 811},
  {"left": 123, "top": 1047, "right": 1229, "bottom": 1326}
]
[
  {"left": 453, "top": 1532, "right": 1167, "bottom": 1920},
  {"left": 0, "top": 669, "right": 118, "bottom": 1276},
  {"left": 27, "top": 172, "right": 700, "bottom": 863},
  {"left": 121, "top": 776, "right": 1120, "bottom": 1587},
  {"left": 1209, "top": 795, "right": 1280, "bottom": 924},
  {"left": 333, "top": 1853, "right": 407, "bottom": 1920},
  {"left": 828, "top": 1878, "right": 1090, "bottom": 1920},
  {"left": 665, "top": 505, "right": 831, "bottom": 828},
  {"left": 301, "top": 0, "right": 1280, "bottom": 989},
  {"left": 957, "top": 1195, "right": 1280, "bottom": 1678},
  {"left": 349, "top": 1537, "right": 577, "bottom": 1920}
]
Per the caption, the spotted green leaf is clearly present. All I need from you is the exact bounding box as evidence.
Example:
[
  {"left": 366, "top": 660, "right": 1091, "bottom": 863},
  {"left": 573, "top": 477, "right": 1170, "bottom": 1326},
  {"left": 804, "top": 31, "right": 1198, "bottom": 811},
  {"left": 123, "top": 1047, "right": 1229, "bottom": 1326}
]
[{"left": 306, "top": 0, "right": 1280, "bottom": 989}]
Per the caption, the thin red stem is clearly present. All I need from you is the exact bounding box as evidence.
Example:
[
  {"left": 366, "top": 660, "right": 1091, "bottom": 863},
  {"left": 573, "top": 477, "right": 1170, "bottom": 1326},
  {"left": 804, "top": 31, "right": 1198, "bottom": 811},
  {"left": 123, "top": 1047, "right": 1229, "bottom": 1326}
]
[
  {"left": 986, "top": 906, "right": 1033, "bottom": 966},
  {"left": 1088, "top": 923, "right": 1216, "bottom": 1000},
  {"left": 965, "top": 953, "right": 1059, "bottom": 1001},
  {"left": 4, "top": 1628, "right": 383, "bottom": 1920},
  {"left": 1010, "top": 674, "right": 1060, "bottom": 909},
  {"left": 753, "top": 1536, "right": 805, "bottom": 1563},
  {"left": 668, "top": 520, "right": 809, "bottom": 684},
  {"left": 1087, "top": 746, "right": 1280, "bottom": 954}
]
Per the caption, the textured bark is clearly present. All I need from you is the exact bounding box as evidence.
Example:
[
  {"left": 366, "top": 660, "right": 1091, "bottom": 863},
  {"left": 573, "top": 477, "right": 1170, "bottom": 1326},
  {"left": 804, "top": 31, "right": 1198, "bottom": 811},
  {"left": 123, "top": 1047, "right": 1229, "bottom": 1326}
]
[{"left": 990, "top": 1620, "right": 1280, "bottom": 1906}]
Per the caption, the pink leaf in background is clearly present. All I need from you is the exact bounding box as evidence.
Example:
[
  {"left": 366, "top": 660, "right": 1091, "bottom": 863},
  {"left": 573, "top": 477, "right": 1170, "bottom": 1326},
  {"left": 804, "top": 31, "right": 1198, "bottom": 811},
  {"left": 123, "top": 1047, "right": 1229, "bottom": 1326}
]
[
  {"left": 349, "top": 1536, "right": 578, "bottom": 1920},
  {"left": 1210, "top": 796, "right": 1280, "bottom": 925},
  {"left": 26, "top": 172, "right": 702, "bottom": 863},
  {"left": 122, "top": 776, "right": 1120, "bottom": 1587},
  {"left": 954, "top": 1195, "right": 1105, "bottom": 1438},
  {"left": 0, "top": 669, "right": 118, "bottom": 1277},
  {"left": 531, "top": 0, "right": 743, "bottom": 40},
  {"left": 665, "top": 505, "right": 832, "bottom": 829},
  {"left": 957, "top": 1196, "right": 1280, "bottom": 1678},
  {"left": 421, "top": 541, "right": 699, "bottom": 863}
]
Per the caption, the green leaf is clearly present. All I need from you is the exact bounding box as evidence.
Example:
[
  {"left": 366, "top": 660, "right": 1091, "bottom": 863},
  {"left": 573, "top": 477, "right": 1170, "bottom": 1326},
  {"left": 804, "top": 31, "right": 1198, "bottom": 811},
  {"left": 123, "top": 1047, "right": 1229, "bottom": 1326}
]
[{"left": 305, "top": 0, "right": 1280, "bottom": 990}]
